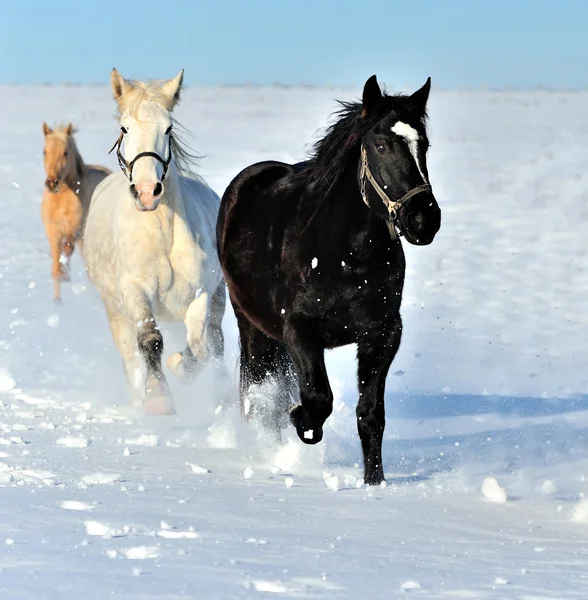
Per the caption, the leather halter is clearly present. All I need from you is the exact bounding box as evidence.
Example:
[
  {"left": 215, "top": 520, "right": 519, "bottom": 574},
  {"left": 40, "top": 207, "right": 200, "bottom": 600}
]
[
  {"left": 359, "top": 144, "right": 432, "bottom": 239},
  {"left": 109, "top": 133, "right": 173, "bottom": 182}
]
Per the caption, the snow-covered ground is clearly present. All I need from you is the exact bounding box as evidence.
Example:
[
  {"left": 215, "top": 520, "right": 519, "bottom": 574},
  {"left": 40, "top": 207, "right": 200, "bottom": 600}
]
[{"left": 1, "top": 84, "right": 588, "bottom": 598}]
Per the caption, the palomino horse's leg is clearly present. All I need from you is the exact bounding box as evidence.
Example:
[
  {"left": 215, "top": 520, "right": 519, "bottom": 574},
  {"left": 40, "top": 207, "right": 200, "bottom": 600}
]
[
  {"left": 356, "top": 318, "right": 403, "bottom": 486},
  {"left": 61, "top": 236, "right": 76, "bottom": 282},
  {"left": 105, "top": 304, "right": 144, "bottom": 409},
  {"left": 284, "top": 318, "right": 333, "bottom": 446},
  {"left": 44, "top": 221, "right": 64, "bottom": 303},
  {"left": 75, "top": 237, "right": 84, "bottom": 261}
]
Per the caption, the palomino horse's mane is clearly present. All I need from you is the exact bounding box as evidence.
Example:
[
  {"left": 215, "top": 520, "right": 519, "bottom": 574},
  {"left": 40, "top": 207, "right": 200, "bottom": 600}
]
[
  {"left": 114, "top": 79, "right": 201, "bottom": 178},
  {"left": 47, "top": 124, "right": 85, "bottom": 181}
]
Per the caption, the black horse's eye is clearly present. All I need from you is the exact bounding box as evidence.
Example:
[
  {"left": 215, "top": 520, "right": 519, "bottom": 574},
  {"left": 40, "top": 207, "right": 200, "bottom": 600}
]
[
  {"left": 376, "top": 144, "right": 386, "bottom": 153},
  {"left": 165, "top": 125, "right": 173, "bottom": 135},
  {"left": 120, "top": 126, "right": 128, "bottom": 134}
]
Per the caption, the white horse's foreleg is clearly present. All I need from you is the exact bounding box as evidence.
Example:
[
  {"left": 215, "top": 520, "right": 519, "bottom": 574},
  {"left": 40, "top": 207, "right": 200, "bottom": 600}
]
[
  {"left": 120, "top": 285, "right": 175, "bottom": 416},
  {"left": 167, "top": 290, "right": 210, "bottom": 380},
  {"left": 105, "top": 304, "right": 144, "bottom": 409}
]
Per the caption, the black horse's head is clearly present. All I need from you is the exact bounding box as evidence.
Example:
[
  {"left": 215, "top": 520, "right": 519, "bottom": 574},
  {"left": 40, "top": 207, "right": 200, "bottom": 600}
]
[{"left": 358, "top": 75, "right": 441, "bottom": 245}]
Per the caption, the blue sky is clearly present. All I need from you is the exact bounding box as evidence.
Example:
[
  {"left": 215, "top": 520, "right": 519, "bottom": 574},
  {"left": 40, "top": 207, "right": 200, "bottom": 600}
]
[{"left": 1, "top": 0, "right": 585, "bottom": 88}]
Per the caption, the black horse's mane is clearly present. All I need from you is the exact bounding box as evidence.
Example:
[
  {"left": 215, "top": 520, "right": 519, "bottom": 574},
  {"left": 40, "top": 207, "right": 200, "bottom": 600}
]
[{"left": 298, "top": 92, "right": 427, "bottom": 198}]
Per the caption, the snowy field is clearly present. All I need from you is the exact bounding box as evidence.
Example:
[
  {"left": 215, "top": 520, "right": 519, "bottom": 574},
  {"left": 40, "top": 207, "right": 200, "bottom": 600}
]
[{"left": 1, "top": 84, "right": 588, "bottom": 598}]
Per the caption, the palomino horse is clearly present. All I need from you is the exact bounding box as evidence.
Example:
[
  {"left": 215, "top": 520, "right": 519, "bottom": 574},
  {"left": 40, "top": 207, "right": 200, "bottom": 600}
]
[
  {"left": 41, "top": 123, "right": 110, "bottom": 301},
  {"left": 84, "top": 68, "right": 226, "bottom": 416},
  {"left": 217, "top": 75, "right": 441, "bottom": 485}
]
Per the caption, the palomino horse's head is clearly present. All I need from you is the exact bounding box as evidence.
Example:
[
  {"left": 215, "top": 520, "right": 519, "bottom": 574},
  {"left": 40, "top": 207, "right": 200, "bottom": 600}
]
[
  {"left": 358, "top": 76, "right": 441, "bottom": 245},
  {"left": 110, "top": 68, "right": 184, "bottom": 212},
  {"left": 42, "top": 123, "right": 75, "bottom": 193}
]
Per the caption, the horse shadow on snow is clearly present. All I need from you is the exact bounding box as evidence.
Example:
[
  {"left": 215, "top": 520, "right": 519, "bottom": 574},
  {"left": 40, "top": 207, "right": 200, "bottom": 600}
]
[{"left": 320, "top": 391, "right": 588, "bottom": 486}]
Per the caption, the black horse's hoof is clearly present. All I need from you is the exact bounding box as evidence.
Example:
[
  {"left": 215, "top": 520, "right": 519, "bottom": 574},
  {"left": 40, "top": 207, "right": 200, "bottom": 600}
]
[
  {"left": 289, "top": 404, "right": 324, "bottom": 445},
  {"left": 364, "top": 475, "right": 386, "bottom": 487},
  {"left": 298, "top": 426, "right": 323, "bottom": 445},
  {"left": 363, "top": 466, "right": 386, "bottom": 486}
]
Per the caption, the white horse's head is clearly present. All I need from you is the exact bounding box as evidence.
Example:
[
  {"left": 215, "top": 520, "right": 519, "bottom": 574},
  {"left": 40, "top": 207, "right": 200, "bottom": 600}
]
[{"left": 110, "top": 68, "right": 184, "bottom": 211}]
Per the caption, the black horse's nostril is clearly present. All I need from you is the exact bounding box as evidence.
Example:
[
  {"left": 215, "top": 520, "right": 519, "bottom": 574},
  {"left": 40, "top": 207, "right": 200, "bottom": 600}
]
[
  {"left": 153, "top": 182, "right": 163, "bottom": 197},
  {"left": 407, "top": 212, "right": 424, "bottom": 231}
]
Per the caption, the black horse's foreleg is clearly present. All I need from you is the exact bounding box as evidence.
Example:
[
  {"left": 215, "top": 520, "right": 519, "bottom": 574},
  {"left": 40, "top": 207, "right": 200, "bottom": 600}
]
[
  {"left": 356, "top": 319, "right": 402, "bottom": 485},
  {"left": 284, "top": 319, "right": 333, "bottom": 445}
]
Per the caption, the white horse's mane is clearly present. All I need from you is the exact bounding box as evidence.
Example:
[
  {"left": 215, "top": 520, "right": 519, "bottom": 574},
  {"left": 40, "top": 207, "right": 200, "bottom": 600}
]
[{"left": 115, "top": 80, "right": 201, "bottom": 178}]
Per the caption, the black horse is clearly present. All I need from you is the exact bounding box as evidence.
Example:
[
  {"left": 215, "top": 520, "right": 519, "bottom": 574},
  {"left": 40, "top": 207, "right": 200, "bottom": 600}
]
[{"left": 217, "top": 75, "right": 441, "bottom": 485}]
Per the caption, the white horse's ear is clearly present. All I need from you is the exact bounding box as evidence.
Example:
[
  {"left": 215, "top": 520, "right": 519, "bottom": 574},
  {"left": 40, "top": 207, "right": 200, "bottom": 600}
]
[
  {"left": 43, "top": 122, "right": 52, "bottom": 136},
  {"left": 111, "top": 68, "right": 133, "bottom": 103},
  {"left": 161, "top": 69, "right": 184, "bottom": 109}
]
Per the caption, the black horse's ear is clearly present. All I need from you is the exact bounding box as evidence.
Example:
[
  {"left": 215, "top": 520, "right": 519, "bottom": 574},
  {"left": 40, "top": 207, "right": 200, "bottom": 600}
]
[
  {"left": 410, "top": 77, "right": 431, "bottom": 112},
  {"left": 362, "top": 75, "right": 383, "bottom": 114}
]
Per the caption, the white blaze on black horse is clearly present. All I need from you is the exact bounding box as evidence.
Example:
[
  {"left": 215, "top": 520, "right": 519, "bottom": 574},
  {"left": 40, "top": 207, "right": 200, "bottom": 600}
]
[
  {"left": 217, "top": 75, "right": 441, "bottom": 485},
  {"left": 390, "top": 121, "right": 428, "bottom": 183}
]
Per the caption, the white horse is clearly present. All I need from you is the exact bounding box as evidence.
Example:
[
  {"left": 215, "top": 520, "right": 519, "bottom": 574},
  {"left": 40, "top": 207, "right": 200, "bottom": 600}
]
[{"left": 84, "top": 68, "right": 226, "bottom": 415}]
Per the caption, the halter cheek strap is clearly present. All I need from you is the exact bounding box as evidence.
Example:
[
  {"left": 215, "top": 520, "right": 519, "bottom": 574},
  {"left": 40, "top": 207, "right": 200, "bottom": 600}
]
[
  {"left": 109, "top": 133, "right": 173, "bottom": 183},
  {"left": 359, "top": 144, "right": 432, "bottom": 239}
]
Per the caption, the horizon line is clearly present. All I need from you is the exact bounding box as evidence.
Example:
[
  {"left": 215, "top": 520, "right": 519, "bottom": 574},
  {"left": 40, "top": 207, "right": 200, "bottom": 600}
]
[{"left": 2, "top": 82, "right": 588, "bottom": 93}]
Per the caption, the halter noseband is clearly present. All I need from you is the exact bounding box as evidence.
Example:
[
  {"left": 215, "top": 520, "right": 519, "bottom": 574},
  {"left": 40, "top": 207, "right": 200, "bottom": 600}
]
[
  {"left": 109, "top": 133, "right": 173, "bottom": 183},
  {"left": 359, "top": 144, "right": 432, "bottom": 239}
]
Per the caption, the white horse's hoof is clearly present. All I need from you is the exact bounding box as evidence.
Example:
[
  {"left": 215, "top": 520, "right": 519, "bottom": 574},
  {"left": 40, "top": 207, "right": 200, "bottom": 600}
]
[
  {"left": 167, "top": 352, "right": 197, "bottom": 382},
  {"left": 143, "top": 396, "right": 176, "bottom": 416},
  {"left": 167, "top": 352, "right": 184, "bottom": 376}
]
